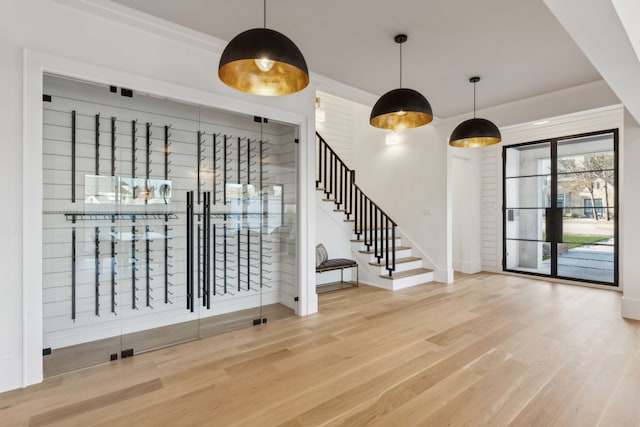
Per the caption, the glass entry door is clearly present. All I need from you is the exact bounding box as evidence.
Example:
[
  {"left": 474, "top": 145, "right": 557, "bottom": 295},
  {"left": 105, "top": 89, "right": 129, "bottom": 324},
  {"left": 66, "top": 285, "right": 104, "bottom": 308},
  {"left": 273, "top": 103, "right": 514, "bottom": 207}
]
[{"left": 503, "top": 130, "right": 618, "bottom": 286}]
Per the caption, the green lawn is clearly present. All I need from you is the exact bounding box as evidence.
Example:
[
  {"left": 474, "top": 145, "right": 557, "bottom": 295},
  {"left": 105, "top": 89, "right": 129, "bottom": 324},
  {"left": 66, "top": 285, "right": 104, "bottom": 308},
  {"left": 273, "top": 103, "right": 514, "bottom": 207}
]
[
  {"left": 542, "top": 234, "right": 607, "bottom": 260},
  {"left": 562, "top": 235, "right": 608, "bottom": 249}
]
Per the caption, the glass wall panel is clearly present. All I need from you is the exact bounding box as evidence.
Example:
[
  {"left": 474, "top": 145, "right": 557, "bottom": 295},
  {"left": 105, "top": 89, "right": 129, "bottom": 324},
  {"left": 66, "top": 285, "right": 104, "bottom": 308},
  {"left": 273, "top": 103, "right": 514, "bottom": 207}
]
[{"left": 42, "top": 74, "right": 297, "bottom": 376}]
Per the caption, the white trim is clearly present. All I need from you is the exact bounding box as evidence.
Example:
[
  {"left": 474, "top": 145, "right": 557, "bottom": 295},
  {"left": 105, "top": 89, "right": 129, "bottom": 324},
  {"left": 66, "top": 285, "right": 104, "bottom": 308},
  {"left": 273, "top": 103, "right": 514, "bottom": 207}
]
[
  {"left": 621, "top": 296, "right": 640, "bottom": 320},
  {"left": 23, "top": 49, "right": 315, "bottom": 387}
]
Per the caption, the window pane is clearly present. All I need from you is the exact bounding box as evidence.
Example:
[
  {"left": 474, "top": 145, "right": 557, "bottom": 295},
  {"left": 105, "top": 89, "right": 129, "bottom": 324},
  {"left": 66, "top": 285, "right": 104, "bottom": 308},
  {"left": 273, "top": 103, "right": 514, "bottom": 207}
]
[{"left": 505, "top": 177, "right": 550, "bottom": 208}]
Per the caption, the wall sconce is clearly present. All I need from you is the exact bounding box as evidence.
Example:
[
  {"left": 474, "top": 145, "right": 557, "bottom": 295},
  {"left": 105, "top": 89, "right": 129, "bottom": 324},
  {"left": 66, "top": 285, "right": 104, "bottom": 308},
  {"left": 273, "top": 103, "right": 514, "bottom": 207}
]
[{"left": 315, "top": 97, "right": 325, "bottom": 122}]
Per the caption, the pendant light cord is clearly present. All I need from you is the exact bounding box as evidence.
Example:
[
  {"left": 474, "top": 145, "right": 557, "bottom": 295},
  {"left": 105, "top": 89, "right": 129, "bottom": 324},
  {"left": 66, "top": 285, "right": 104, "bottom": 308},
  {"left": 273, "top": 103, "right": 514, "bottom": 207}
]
[
  {"left": 399, "top": 42, "right": 403, "bottom": 88},
  {"left": 473, "top": 80, "right": 476, "bottom": 119},
  {"left": 263, "top": 0, "right": 266, "bottom": 28}
]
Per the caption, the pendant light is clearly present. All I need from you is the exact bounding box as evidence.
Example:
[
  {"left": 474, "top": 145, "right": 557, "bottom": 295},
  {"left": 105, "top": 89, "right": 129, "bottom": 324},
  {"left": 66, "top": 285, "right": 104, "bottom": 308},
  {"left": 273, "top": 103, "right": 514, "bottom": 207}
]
[
  {"left": 449, "top": 76, "right": 501, "bottom": 148},
  {"left": 218, "top": 0, "right": 309, "bottom": 96},
  {"left": 370, "top": 34, "right": 433, "bottom": 130}
]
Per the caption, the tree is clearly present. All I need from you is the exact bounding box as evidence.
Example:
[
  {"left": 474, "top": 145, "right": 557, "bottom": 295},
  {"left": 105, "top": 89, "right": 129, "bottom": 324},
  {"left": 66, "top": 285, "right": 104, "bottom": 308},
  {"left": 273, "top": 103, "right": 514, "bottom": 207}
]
[
  {"left": 584, "top": 153, "right": 614, "bottom": 220},
  {"left": 558, "top": 153, "right": 614, "bottom": 220}
]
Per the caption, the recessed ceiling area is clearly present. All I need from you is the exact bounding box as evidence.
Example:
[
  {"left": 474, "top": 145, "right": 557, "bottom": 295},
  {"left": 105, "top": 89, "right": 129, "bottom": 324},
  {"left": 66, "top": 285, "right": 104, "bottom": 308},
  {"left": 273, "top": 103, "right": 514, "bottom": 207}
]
[{"left": 112, "top": 0, "right": 604, "bottom": 118}]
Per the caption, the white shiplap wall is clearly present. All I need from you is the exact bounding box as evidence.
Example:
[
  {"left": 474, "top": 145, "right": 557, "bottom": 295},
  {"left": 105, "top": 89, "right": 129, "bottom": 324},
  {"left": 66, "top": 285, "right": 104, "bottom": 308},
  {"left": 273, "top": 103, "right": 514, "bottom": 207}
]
[{"left": 315, "top": 91, "right": 355, "bottom": 168}]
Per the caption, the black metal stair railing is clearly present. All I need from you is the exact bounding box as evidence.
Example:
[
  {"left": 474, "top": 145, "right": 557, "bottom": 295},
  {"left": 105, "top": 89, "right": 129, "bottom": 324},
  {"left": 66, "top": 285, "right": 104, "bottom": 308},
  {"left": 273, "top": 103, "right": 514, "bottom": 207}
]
[{"left": 316, "top": 132, "right": 397, "bottom": 277}]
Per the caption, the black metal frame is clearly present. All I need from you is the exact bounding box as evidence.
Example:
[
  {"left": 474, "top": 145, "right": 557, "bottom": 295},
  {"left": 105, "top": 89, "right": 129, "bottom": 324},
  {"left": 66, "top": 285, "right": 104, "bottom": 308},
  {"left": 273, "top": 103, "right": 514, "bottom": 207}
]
[{"left": 502, "top": 128, "right": 619, "bottom": 287}]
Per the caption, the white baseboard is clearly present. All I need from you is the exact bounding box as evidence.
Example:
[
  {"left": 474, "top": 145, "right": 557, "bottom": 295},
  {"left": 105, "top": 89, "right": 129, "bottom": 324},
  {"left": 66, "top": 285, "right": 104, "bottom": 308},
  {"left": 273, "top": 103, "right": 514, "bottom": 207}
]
[
  {"left": 0, "top": 355, "right": 23, "bottom": 393},
  {"left": 435, "top": 268, "right": 454, "bottom": 284},
  {"left": 621, "top": 296, "right": 640, "bottom": 320},
  {"left": 453, "top": 259, "right": 482, "bottom": 274}
]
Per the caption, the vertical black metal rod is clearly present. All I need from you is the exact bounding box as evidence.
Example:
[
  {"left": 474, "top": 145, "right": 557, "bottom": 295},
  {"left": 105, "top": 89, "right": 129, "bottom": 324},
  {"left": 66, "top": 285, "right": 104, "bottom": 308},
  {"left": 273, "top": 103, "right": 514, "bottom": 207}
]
[
  {"left": 343, "top": 163, "right": 348, "bottom": 210},
  {"left": 95, "top": 114, "right": 100, "bottom": 176},
  {"left": 186, "top": 191, "right": 194, "bottom": 311},
  {"left": 164, "top": 125, "right": 169, "bottom": 181},
  {"left": 204, "top": 192, "right": 211, "bottom": 308},
  {"left": 95, "top": 226, "right": 100, "bottom": 316},
  {"left": 111, "top": 216, "right": 116, "bottom": 314},
  {"left": 197, "top": 131, "right": 202, "bottom": 205},
  {"left": 71, "top": 227, "right": 76, "bottom": 320},
  {"left": 164, "top": 224, "right": 169, "bottom": 304},
  {"left": 223, "top": 135, "right": 228, "bottom": 205},
  {"left": 71, "top": 110, "right": 76, "bottom": 203},
  {"left": 391, "top": 224, "right": 396, "bottom": 276},
  {"left": 260, "top": 138, "right": 264, "bottom": 290},
  {"left": 111, "top": 117, "right": 117, "bottom": 177},
  {"left": 349, "top": 171, "right": 355, "bottom": 220},
  {"left": 358, "top": 189, "right": 363, "bottom": 239},
  {"left": 212, "top": 223, "right": 217, "bottom": 296},
  {"left": 368, "top": 199, "right": 373, "bottom": 251},
  {"left": 374, "top": 205, "right": 379, "bottom": 262},
  {"left": 145, "top": 123, "right": 151, "bottom": 204},
  {"left": 328, "top": 152, "right": 334, "bottom": 199},
  {"left": 323, "top": 144, "right": 329, "bottom": 195},
  {"left": 223, "top": 222, "right": 228, "bottom": 294},
  {"left": 132, "top": 120, "right": 137, "bottom": 199},
  {"left": 237, "top": 222, "right": 241, "bottom": 292},
  {"left": 237, "top": 137, "right": 241, "bottom": 187},
  {"left": 247, "top": 226, "right": 250, "bottom": 291},
  {"left": 131, "top": 219, "right": 137, "bottom": 309},
  {"left": 336, "top": 160, "right": 341, "bottom": 209},
  {"left": 316, "top": 136, "right": 322, "bottom": 188},
  {"left": 385, "top": 217, "right": 390, "bottom": 272},
  {"left": 213, "top": 134, "right": 217, "bottom": 205},
  {"left": 247, "top": 138, "right": 251, "bottom": 193},
  {"left": 333, "top": 157, "right": 340, "bottom": 207},
  {"left": 145, "top": 225, "right": 151, "bottom": 307},
  {"left": 197, "top": 223, "right": 201, "bottom": 299}
]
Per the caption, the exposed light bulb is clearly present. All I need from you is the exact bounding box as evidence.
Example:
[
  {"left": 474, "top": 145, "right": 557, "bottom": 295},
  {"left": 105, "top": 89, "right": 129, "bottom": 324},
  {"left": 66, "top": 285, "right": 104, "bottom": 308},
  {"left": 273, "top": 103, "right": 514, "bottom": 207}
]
[
  {"left": 385, "top": 130, "right": 402, "bottom": 145},
  {"left": 255, "top": 58, "right": 275, "bottom": 72},
  {"left": 396, "top": 110, "right": 407, "bottom": 116}
]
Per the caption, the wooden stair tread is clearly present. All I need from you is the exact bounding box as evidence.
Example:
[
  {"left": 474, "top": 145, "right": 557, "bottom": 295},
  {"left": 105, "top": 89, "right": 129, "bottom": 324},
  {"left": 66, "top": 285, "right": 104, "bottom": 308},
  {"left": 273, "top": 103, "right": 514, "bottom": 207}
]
[
  {"left": 380, "top": 268, "right": 434, "bottom": 280},
  {"left": 359, "top": 246, "right": 411, "bottom": 254},
  {"left": 369, "top": 256, "right": 421, "bottom": 267}
]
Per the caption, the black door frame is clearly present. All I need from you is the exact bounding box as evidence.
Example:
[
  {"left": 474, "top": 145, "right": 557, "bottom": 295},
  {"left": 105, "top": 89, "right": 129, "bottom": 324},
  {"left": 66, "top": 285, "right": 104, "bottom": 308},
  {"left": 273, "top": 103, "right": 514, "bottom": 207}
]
[{"left": 502, "top": 128, "right": 619, "bottom": 287}]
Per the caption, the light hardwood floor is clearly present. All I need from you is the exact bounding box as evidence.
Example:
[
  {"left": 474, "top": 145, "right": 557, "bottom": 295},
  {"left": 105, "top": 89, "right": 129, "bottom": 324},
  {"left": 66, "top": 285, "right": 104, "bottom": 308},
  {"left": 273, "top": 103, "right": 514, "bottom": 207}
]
[{"left": 1, "top": 273, "right": 639, "bottom": 426}]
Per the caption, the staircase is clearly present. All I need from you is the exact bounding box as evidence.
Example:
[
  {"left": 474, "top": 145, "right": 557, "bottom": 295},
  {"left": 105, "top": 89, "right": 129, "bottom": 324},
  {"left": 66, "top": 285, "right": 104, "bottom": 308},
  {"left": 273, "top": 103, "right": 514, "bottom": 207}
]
[{"left": 316, "top": 132, "right": 433, "bottom": 290}]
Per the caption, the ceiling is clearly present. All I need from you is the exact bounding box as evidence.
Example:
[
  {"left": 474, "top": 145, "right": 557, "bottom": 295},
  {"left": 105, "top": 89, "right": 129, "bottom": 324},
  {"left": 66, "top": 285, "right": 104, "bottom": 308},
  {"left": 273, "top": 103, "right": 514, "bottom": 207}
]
[{"left": 112, "top": 0, "right": 603, "bottom": 119}]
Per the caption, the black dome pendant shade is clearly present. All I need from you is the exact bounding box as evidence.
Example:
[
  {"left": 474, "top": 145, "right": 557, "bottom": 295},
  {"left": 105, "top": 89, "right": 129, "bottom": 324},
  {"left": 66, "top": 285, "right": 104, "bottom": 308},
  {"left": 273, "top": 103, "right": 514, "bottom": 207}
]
[
  {"left": 370, "top": 34, "right": 433, "bottom": 130},
  {"left": 218, "top": 1, "right": 309, "bottom": 96},
  {"left": 449, "top": 77, "right": 501, "bottom": 148}
]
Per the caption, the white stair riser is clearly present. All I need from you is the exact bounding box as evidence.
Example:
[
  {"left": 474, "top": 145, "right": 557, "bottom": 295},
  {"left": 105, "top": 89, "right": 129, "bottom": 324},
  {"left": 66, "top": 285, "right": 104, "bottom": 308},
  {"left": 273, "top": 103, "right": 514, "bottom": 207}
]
[
  {"left": 375, "top": 260, "right": 423, "bottom": 274},
  {"left": 351, "top": 238, "right": 402, "bottom": 250},
  {"left": 362, "top": 248, "right": 412, "bottom": 261},
  {"left": 352, "top": 230, "right": 399, "bottom": 239},
  {"left": 390, "top": 272, "right": 435, "bottom": 290}
]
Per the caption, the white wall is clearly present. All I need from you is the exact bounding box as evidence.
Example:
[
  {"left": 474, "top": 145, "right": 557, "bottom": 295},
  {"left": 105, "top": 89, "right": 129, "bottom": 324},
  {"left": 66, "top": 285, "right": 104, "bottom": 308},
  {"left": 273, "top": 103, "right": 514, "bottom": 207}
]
[
  {"left": 621, "top": 111, "right": 640, "bottom": 318},
  {"left": 452, "top": 155, "right": 482, "bottom": 273},
  {"left": 0, "top": 0, "right": 316, "bottom": 393},
  {"left": 315, "top": 91, "right": 355, "bottom": 168},
  {"left": 351, "top": 105, "right": 452, "bottom": 282}
]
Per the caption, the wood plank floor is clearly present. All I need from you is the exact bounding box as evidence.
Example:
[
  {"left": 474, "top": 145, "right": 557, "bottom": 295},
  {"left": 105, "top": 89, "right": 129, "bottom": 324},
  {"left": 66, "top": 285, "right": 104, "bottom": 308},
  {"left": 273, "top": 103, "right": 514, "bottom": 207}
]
[{"left": 1, "top": 272, "right": 639, "bottom": 426}]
